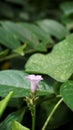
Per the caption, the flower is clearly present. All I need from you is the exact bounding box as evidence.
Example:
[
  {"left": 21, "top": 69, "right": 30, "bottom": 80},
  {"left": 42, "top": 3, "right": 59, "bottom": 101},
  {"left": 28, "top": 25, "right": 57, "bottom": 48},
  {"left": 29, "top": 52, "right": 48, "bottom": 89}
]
[{"left": 26, "top": 74, "right": 43, "bottom": 93}]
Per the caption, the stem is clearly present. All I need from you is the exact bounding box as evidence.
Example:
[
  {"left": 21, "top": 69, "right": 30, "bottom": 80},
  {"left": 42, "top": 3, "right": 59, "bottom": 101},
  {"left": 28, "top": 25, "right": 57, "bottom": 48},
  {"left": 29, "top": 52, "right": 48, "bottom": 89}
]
[
  {"left": 41, "top": 98, "right": 63, "bottom": 130},
  {"left": 0, "top": 49, "right": 36, "bottom": 62},
  {"left": 32, "top": 105, "right": 36, "bottom": 130},
  {"left": 0, "top": 53, "right": 19, "bottom": 62}
]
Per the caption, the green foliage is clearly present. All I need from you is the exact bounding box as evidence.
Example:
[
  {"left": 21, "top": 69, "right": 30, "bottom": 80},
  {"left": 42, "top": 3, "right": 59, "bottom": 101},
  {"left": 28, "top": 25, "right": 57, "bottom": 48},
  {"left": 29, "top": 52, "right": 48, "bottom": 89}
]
[
  {"left": 60, "top": 81, "right": 73, "bottom": 111},
  {"left": 0, "top": 108, "right": 25, "bottom": 130},
  {"left": 0, "top": 70, "right": 54, "bottom": 97},
  {"left": 0, "top": 21, "right": 53, "bottom": 52},
  {"left": 25, "top": 34, "right": 73, "bottom": 82},
  {"left": 60, "top": 2, "right": 73, "bottom": 16},
  {"left": 37, "top": 98, "right": 72, "bottom": 130},
  {"left": 12, "top": 121, "right": 30, "bottom": 130},
  {"left": 0, "top": 91, "right": 13, "bottom": 117},
  {"left": 37, "top": 19, "right": 69, "bottom": 39},
  {"left": 0, "top": 0, "right": 73, "bottom": 130},
  {"left": 0, "top": 26, "right": 21, "bottom": 50}
]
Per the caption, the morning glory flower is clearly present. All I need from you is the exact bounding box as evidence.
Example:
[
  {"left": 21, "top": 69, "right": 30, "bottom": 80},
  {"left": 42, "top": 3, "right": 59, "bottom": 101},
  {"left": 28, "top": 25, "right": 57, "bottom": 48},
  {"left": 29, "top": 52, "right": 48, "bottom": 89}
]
[{"left": 26, "top": 74, "right": 43, "bottom": 93}]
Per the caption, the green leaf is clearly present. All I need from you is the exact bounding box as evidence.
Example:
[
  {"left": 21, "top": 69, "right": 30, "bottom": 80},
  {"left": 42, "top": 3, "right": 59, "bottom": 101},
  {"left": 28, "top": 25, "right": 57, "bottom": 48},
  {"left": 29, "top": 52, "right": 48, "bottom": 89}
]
[
  {"left": 0, "top": 27, "right": 21, "bottom": 49},
  {"left": 0, "top": 108, "right": 25, "bottom": 130},
  {"left": 60, "top": 2, "right": 73, "bottom": 16},
  {"left": 0, "top": 49, "right": 9, "bottom": 58},
  {"left": 0, "top": 70, "right": 54, "bottom": 98},
  {"left": 25, "top": 34, "right": 73, "bottom": 82},
  {"left": 20, "top": 23, "right": 52, "bottom": 42},
  {"left": 12, "top": 121, "right": 30, "bottom": 130},
  {"left": 37, "top": 19, "right": 69, "bottom": 39},
  {"left": 0, "top": 91, "right": 13, "bottom": 117},
  {"left": 19, "top": 23, "right": 53, "bottom": 52},
  {"left": 60, "top": 80, "right": 73, "bottom": 111},
  {"left": 1, "top": 21, "right": 39, "bottom": 50},
  {"left": 0, "top": 70, "right": 29, "bottom": 97}
]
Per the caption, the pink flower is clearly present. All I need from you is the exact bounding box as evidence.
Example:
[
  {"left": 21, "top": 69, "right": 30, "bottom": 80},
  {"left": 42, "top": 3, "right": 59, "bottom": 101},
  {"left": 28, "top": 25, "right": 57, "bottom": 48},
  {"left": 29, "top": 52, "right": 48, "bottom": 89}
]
[{"left": 26, "top": 74, "right": 43, "bottom": 93}]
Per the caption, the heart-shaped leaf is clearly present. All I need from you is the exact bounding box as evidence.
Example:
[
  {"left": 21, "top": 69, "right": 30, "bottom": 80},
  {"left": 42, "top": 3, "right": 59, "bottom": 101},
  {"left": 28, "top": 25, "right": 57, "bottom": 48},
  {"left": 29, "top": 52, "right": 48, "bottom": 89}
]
[{"left": 25, "top": 34, "right": 73, "bottom": 82}]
